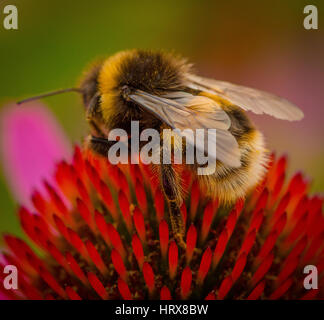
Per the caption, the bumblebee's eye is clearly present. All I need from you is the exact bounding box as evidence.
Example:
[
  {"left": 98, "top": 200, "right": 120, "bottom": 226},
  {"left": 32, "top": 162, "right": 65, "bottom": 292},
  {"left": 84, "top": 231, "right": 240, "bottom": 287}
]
[{"left": 121, "top": 85, "right": 132, "bottom": 101}]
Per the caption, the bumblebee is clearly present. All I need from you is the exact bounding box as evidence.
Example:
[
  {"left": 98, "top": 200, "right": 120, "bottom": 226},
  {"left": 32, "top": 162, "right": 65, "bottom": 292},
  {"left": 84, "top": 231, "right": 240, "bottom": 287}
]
[{"left": 18, "top": 49, "right": 304, "bottom": 248}]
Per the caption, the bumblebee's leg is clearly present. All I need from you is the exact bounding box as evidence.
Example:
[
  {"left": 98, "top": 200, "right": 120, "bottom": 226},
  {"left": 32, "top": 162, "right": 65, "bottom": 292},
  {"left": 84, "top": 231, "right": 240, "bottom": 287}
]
[{"left": 159, "top": 163, "right": 186, "bottom": 249}]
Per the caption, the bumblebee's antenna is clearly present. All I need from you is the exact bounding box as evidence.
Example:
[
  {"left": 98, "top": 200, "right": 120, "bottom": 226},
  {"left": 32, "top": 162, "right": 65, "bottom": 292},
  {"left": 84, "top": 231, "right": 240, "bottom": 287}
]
[{"left": 17, "top": 88, "right": 82, "bottom": 105}]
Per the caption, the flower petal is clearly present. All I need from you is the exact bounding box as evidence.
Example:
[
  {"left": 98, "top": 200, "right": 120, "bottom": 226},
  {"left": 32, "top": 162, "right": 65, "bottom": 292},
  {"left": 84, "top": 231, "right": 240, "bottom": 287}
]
[{"left": 0, "top": 103, "right": 72, "bottom": 206}]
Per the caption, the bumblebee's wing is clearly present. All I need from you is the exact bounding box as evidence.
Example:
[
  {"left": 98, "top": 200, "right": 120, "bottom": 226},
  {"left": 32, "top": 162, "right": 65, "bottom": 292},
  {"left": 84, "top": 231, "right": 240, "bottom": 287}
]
[
  {"left": 129, "top": 90, "right": 241, "bottom": 167},
  {"left": 187, "top": 74, "right": 304, "bottom": 121}
]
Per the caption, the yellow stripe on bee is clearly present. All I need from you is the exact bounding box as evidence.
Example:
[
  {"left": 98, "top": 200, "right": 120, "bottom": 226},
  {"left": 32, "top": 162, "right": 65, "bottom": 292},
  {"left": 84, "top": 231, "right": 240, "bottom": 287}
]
[
  {"left": 198, "top": 91, "right": 233, "bottom": 107},
  {"left": 98, "top": 50, "right": 135, "bottom": 122}
]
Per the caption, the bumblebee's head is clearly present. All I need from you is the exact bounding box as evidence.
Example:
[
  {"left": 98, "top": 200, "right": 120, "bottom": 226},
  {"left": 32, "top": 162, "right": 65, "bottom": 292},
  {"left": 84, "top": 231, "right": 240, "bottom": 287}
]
[{"left": 80, "top": 50, "right": 190, "bottom": 128}]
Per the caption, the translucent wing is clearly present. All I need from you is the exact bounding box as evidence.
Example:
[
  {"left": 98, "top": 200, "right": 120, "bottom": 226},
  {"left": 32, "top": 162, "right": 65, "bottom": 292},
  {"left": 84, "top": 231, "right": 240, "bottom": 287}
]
[
  {"left": 187, "top": 74, "right": 304, "bottom": 121},
  {"left": 129, "top": 90, "right": 241, "bottom": 167}
]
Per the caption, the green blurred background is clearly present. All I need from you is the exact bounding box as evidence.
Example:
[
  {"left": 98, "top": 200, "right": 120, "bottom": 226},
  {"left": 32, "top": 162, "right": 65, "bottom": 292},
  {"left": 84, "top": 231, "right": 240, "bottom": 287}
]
[{"left": 0, "top": 0, "right": 323, "bottom": 239}]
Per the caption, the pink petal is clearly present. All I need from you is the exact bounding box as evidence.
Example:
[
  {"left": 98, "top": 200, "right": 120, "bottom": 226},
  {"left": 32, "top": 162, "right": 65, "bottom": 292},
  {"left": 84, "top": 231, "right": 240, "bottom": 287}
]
[{"left": 0, "top": 102, "right": 72, "bottom": 206}]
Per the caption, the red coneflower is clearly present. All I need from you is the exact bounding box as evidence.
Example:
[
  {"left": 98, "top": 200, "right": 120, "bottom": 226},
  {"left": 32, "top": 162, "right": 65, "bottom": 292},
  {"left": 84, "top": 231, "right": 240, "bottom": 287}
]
[{"left": 0, "top": 147, "right": 323, "bottom": 300}]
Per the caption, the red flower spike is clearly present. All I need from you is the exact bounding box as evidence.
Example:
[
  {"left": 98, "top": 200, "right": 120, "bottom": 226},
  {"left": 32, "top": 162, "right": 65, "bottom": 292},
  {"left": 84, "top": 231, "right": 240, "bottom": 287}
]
[
  {"left": 253, "top": 188, "right": 269, "bottom": 215},
  {"left": 140, "top": 163, "right": 154, "bottom": 185},
  {"left": 231, "top": 252, "right": 247, "bottom": 283},
  {"left": 133, "top": 207, "right": 146, "bottom": 244},
  {"left": 287, "top": 172, "right": 306, "bottom": 196},
  {"left": 205, "top": 292, "right": 216, "bottom": 300},
  {"left": 143, "top": 262, "right": 155, "bottom": 295},
  {"left": 275, "top": 155, "right": 287, "bottom": 178},
  {"left": 31, "top": 191, "right": 48, "bottom": 218},
  {"left": 65, "top": 252, "right": 88, "bottom": 285},
  {"left": 212, "top": 228, "right": 229, "bottom": 268},
  {"left": 4, "top": 237, "right": 41, "bottom": 270},
  {"left": 248, "top": 209, "right": 264, "bottom": 233},
  {"left": 129, "top": 163, "right": 143, "bottom": 185},
  {"left": 19, "top": 281, "right": 43, "bottom": 300},
  {"left": 284, "top": 211, "right": 308, "bottom": 245},
  {"left": 180, "top": 266, "right": 192, "bottom": 299},
  {"left": 118, "top": 168, "right": 131, "bottom": 200},
  {"left": 180, "top": 202, "right": 187, "bottom": 227},
  {"left": 270, "top": 192, "right": 290, "bottom": 225},
  {"left": 197, "top": 247, "right": 212, "bottom": 285},
  {"left": 94, "top": 210, "right": 112, "bottom": 247},
  {"left": 132, "top": 234, "right": 144, "bottom": 270},
  {"left": 53, "top": 214, "right": 70, "bottom": 244},
  {"left": 308, "top": 196, "right": 323, "bottom": 214},
  {"left": 225, "top": 209, "right": 238, "bottom": 237},
  {"left": 118, "top": 190, "right": 133, "bottom": 232},
  {"left": 55, "top": 162, "right": 76, "bottom": 198},
  {"left": 118, "top": 278, "right": 132, "bottom": 300},
  {"left": 287, "top": 235, "right": 308, "bottom": 262},
  {"left": 99, "top": 180, "right": 118, "bottom": 220},
  {"left": 276, "top": 257, "right": 299, "bottom": 285},
  {"left": 168, "top": 240, "right": 178, "bottom": 280},
  {"left": 190, "top": 180, "right": 200, "bottom": 220},
  {"left": 72, "top": 146, "right": 84, "bottom": 170},
  {"left": 76, "top": 178, "right": 90, "bottom": 206},
  {"left": 85, "top": 240, "right": 108, "bottom": 275},
  {"left": 85, "top": 160, "right": 101, "bottom": 190},
  {"left": 18, "top": 208, "right": 38, "bottom": 244},
  {"left": 235, "top": 198, "right": 244, "bottom": 214},
  {"left": 77, "top": 198, "right": 96, "bottom": 233},
  {"left": 301, "top": 289, "right": 320, "bottom": 300},
  {"left": 154, "top": 189, "right": 165, "bottom": 222},
  {"left": 217, "top": 275, "right": 233, "bottom": 300},
  {"left": 238, "top": 229, "right": 256, "bottom": 257},
  {"left": 201, "top": 201, "right": 215, "bottom": 244},
  {"left": 67, "top": 228, "right": 89, "bottom": 262},
  {"left": 306, "top": 208, "right": 323, "bottom": 239},
  {"left": 46, "top": 241, "right": 69, "bottom": 271},
  {"left": 255, "top": 231, "right": 279, "bottom": 263},
  {"left": 106, "top": 162, "right": 119, "bottom": 189},
  {"left": 303, "top": 232, "right": 324, "bottom": 263},
  {"left": 33, "top": 226, "right": 49, "bottom": 250},
  {"left": 39, "top": 266, "right": 67, "bottom": 299},
  {"left": 111, "top": 249, "right": 127, "bottom": 281},
  {"left": 247, "top": 281, "right": 265, "bottom": 300},
  {"left": 44, "top": 181, "right": 68, "bottom": 217},
  {"left": 34, "top": 214, "right": 53, "bottom": 244},
  {"left": 160, "top": 286, "right": 171, "bottom": 300},
  {"left": 272, "top": 212, "right": 287, "bottom": 236},
  {"left": 269, "top": 278, "right": 293, "bottom": 300},
  {"left": 106, "top": 223, "right": 126, "bottom": 259},
  {"left": 10, "top": 250, "right": 40, "bottom": 277},
  {"left": 269, "top": 172, "right": 285, "bottom": 206},
  {"left": 135, "top": 179, "right": 147, "bottom": 215},
  {"left": 66, "top": 287, "right": 82, "bottom": 300},
  {"left": 159, "top": 220, "right": 169, "bottom": 259},
  {"left": 186, "top": 224, "right": 197, "bottom": 263},
  {"left": 87, "top": 272, "right": 109, "bottom": 300},
  {"left": 251, "top": 253, "right": 274, "bottom": 287},
  {"left": 291, "top": 195, "right": 308, "bottom": 223}
]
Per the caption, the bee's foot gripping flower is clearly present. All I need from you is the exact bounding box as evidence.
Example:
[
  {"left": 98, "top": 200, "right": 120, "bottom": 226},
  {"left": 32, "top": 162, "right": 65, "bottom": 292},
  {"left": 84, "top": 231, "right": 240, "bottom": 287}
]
[{"left": 0, "top": 149, "right": 323, "bottom": 300}]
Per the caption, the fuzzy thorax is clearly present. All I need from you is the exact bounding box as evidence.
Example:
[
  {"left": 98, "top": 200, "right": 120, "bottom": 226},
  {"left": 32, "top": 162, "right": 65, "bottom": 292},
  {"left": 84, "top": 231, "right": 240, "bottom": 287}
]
[{"left": 97, "top": 49, "right": 190, "bottom": 126}]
